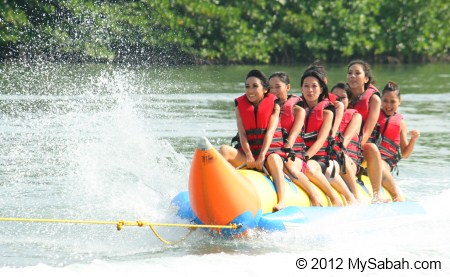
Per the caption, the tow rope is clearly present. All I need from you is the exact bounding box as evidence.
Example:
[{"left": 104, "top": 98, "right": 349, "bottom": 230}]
[{"left": 0, "top": 217, "right": 238, "bottom": 245}]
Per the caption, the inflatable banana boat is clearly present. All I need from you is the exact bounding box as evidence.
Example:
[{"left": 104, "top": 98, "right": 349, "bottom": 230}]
[{"left": 171, "top": 137, "right": 425, "bottom": 238}]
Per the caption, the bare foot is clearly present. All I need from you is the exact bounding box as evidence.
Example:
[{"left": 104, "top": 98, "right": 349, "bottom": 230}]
[
  {"left": 392, "top": 195, "right": 406, "bottom": 202},
  {"left": 354, "top": 192, "right": 365, "bottom": 202},
  {"left": 371, "top": 193, "right": 391, "bottom": 204},
  {"left": 346, "top": 197, "right": 360, "bottom": 206},
  {"left": 330, "top": 196, "right": 344, "bottom": 207},
  {"left": 392, "top": 196, "right": 406, "bottom": 202},
  {"left": 311, "top": 199, "right": 323, "bottom": 207},
  {"left": 310, "top": 194, "right": 323, "bottom": 207},
  {"left": 273, "top": 201, "right": 286, "bottom": 212}
]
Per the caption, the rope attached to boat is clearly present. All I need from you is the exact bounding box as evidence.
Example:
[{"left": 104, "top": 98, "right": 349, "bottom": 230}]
[{"left": 0, "top": 217, "right": 238, "bottom": 245}]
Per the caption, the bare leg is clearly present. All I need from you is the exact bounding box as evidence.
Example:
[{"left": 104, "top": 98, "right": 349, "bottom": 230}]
[
  {"left": 325, "top": 160, "right": 357, "bottom": 205},
  {"left": 339, "top": 154, "right": 364, "bottom": 201},
  {"left": 285, "top": 159, "right": 322, "bottom": 206},
  {"left": 363, "top": 143, "right": 389, "bottom": 203},
  {"left": 266, "top": 154, "right": 286, "bottom": 211},
  {"left": 219, "top": 145, "right": 245, "bottom": 167},
  {"left": 381, "top": 161, "right": 405, "bottom": 202},
  {"left": 305, "top": 160, "right": 343, "bottom": 206}
]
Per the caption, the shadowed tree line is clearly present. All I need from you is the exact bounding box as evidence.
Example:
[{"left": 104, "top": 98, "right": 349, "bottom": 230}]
[{"left": 0, "top": 0, "right": 448, "bottom": 64}]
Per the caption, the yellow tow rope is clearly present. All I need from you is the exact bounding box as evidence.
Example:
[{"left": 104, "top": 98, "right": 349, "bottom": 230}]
[{"left": 0, "top": 217, "right": 238, "bottom": 245}]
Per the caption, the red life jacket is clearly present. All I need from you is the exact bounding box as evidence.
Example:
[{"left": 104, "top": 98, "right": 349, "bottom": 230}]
[
  {"left": 377, "top": 110, "right": 402, "bottom": 170},
  {"left": 235, "top": 93, "right": 284, "bottom": 159},
  {"left": 279, "top": 95, "right": 306, "bottom": 159},
  {"left": 350, "top": 84, "right": 379, "bottom": 122},
  {"left": 327, "top": 93, "right": 347, "bottom": 165},
  {"left": 327, "top": 93, "right": 338, "bottom": 103},
  {"left": 302, "top": 99, "right": 334, "bottom": 164},
  {"left": 338, "top": 109, "right": 363, "bottom": 166},
  {"left": 349, "top": 84, "right": 380, "bottom": 143}
]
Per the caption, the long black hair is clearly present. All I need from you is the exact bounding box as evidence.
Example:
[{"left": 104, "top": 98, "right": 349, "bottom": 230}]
[
  {"left": 347, "top": 59, "right": 375, "bottom": 91},
  {"left": 300, "top": 68, "right": 329, "bottom": 102}
]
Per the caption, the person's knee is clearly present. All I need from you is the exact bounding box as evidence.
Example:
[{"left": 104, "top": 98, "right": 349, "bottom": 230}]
[
  {"left": 219, "top": 144, "right": 229, "bottom": 153},
  {"left": 306, "top": 160, "right": 317, "bottom": 172},
  {"left": 267, "top": 153, "right": 283, "bottom": 167},
  {"left": 363, "top": 143, "right": 381, "bottom": 160},
  {"left": 363, "top": 143, "right": 378, "bottom": 154},
  {"left": 219, "top": 145, "right": 234, "bottom": 160},
  {"left": 285, "top": 163, "right": 300, "bottom": 178},
  {"left": 305, "top": 161, "right": 323, "bottom": 176}
]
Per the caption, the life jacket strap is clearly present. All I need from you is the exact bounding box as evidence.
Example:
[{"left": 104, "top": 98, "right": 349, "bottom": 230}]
[
  {"left": 246, "top": 128, "right": 267, "bottom": 135},
  {"left": 303, "top": 131, "right": 318, "bottom": 142}
]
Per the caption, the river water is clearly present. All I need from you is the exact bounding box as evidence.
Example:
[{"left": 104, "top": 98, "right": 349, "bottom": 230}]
[{"left": 0, "top": 62, "right": 449, "bottom": 276}]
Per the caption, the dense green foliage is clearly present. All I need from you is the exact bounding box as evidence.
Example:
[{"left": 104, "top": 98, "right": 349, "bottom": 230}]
[{"left": 1, "top": 0, "right": 448, "bottom": 64}]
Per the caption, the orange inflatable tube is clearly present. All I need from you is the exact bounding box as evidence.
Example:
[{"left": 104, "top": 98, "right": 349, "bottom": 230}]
[
  {"left": 187, "top": 137, "right": 394, "bottom": 237},
  {"left": 189, "top": 137, "right": 261, "bottom": 226}
]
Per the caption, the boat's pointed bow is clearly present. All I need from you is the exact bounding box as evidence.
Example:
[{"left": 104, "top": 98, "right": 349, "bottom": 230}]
[
  {"left": 189, "top": 137, "right": 261, "bottom": 232},
  {"left": 196, "top": 136, "right": 213, "bottom": 150}
]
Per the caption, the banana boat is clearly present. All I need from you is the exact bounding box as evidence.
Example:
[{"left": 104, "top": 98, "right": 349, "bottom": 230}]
[{"left": 171, "top": 137, "right": 425, "bottom": 238}]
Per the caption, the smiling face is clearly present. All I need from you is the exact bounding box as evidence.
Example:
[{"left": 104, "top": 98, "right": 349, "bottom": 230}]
[
  {"left": 347, "top": 63, "right": 369, "bottom": 94},
  {"left": 381, "top": 90, "right": 401, "bottom": 116},
  {"left": 269, "top": 76, "right": 290, "bottom": 102},
  {"left": 245, "top": 77, "right": 267, "bottom": 104},
  {"left": 301, "top": 76, "right": 323, "bottom": 105}
]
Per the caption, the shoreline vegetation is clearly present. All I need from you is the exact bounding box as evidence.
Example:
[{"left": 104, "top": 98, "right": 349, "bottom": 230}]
[{"left": 1, "top": 0, "right": 449, "bottom": 65}]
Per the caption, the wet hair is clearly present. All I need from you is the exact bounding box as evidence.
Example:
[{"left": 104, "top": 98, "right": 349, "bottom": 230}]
[
  {"left": 382, "top": 81, "right": 401, "bottom": 100},
  {"left": 331, "top": 82, "right": 353, "bottom": 98},
  {"left": 300, "top": 68, "right": 329, "bottom": 102},
  {"left": 246, "top": 69, "right": 269, "bottom": 89},
  {"left": 347, "top": 59, "right": 376, "bottom": 90},
  {"left": 268, "top": 71, "right": 290, "bottom": 85}
]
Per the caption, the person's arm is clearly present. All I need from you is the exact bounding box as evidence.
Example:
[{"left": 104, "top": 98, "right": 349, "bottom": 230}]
[
  {"left": 306, "top": 109, "right": 333, "bottom": 158},
  {"left": 236, "top": 108, "right": 255, "bottom": 167},
  {"left": 285, "top": 106, "right": 306, "bottom": 148},
  {"left": 255, "top": 103, "right": 281, "bottom": 170},
  {"left": 342, "top": 112, "right": 362, "bottom": 148},
  {"left": 361, "top": 95, "right": 380, "bottom": 145},
  {"left": 331, "top": 101, "right": 344, "bottom": 137},
  {"left": 399, "top": 119, "right": 420, "bottom": 159}
]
